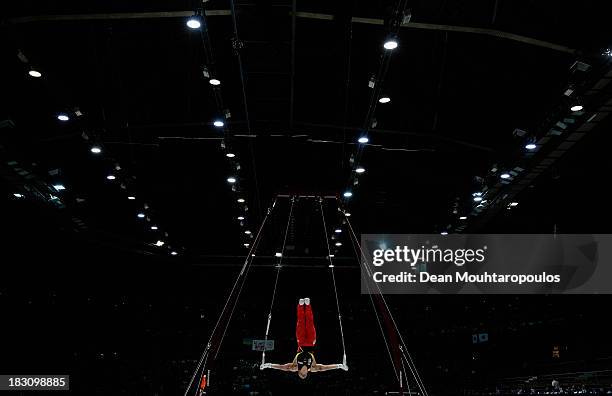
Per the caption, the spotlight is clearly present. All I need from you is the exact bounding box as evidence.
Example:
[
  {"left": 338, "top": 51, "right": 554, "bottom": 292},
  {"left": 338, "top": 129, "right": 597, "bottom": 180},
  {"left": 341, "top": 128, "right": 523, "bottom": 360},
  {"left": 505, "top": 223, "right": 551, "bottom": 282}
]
[
  {"left": 28, "top": 70, "right": 42, "bottom": 78},
  {"left": 137, "top": 213, "right": 145, "bottom": 218},
  {"left": 128, "top": 196, "right": 136, "bottom": 200},
  {"left": 244, "top": 230, "right": 252, "bottom": 235},
  {"left": 243, "top": 243, "right": 250, "bottom": 248},
  {"left": 355, "top": 167, "right": 366, "bottom": 174},
  {"left": 53, "top": 184, "right": 66, "bottom": 191},
  {"left": 237, "top": 198, "right": 245, "bottom": 203},
  {"left": 209, "top": 78, "right": 221, "bottom": 86},
  {"left": 213, "top": 120, "right": 224, "bottom": 127},
  {"left": 343, "top": 191, "right": 353, "bottom": 198},
  {"left": 170, "top": 251, "right": 178, "bottom": 256},
  {"left": 237, "top": 216, "right": 245, "bottom": 220},
  {"left": 440, "top": 231, "right": 448, "bottom": 236},
  {"left": 57, "top": 114, "right": 70, "bottom": 121},
  {"left": 473, "top": 196, "right": 483, "bottom": 202},
  {"left": 227, "top": 177, "right": 237, "bottom": 183},
  {"left": 358, "top": 136, "right": 369, "bottom": 144},
  {"left": 90, "top": 146, "right": 102, "bottom": 154},
  {"left": 151, "top": 226, "right": 158, "bottom": 230},
  {"left": 335, "top": 242, "right": 342, "bottom": 247},
  {"left": 570, "top": 104, "right": 583, "bottom": 112},
  {"left": 275, "top": 252, "right": 282, "bottom": 258},
  {"left": 525, "top": 143, "right": 537, "bottom": 150},
  {"left": 226, "top": 153, "right": 235, "bottom": 158},
  {"left": 500, "top": 173, "right": 511, "bottom": 179},
  {"left": 334, "top": 228, "right": 342, "bottom": 233},
  {"left": 345, "top": 212, "right": 351, "bottom": 217},
  {"left": 509, "top": 201, "right": 519, "bottom": 207},
  {"left": 154, "top": 240, "right": 165, "bottom": 247},
  {"left": 378, "top": 96, "right": 391, "bottom": 104},
  {"left": 13, "top": 193, "right": 24, "bottom": 198},
  {"left": 383, "top": 39, "right": 398, "bottom": 50},
  {"left": 459, "top": 216, "right": 467, "bottom": 220},
  {"left": 106, "top": 175, "right": 116, "bottom": 180},
  {"left": 186, "top": 17, "right": 201, "bottom": 29}
]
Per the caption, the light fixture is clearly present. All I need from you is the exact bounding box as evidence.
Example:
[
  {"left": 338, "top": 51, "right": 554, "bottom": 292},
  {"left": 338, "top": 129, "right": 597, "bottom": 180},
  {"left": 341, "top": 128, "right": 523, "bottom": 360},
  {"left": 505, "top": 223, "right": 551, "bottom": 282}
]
[
  {"left": 237, "top": 216, "right": 245, "bottom": 220},
  {"left": 355, "top": 167, "right": 365, "bottom": 174},
  {"left": 329, "top": 254, "right": 335, "bottom": 258},
  {"left": 137, "top": 213, "right": 145, "bottom": 218},
  {"left": 343, "top": 191, "right": 353, "bottom": 198},
  {"left": 90, "top": 146, "right": 102, "bottom": 154},
  {"left": 170, "top": 251, "right": 178, "bottom": 256},
  {"left": 275, "top": 252, "right": 282, "bottom": 258},
  {"left": 440, "top": 231, "right": 448, "bottom": 236},
  {"left": 154, "top": 240, "right": 165, "bottom": 247},
  {"left": 335, "top": 242, "right": 342, "bottom": 247},
  {"left": 106, "top": 175, "right": 116, "bottom": 180},
  {"left": 500, "top": 173, "right": 511, "bottom": 179},
  {"left": 570, "top": 104, "right": 583, "bottom": 112},
  {"left": 186, "top": 17, "right": 201, "bottom": 29},
  {"left": 244, "top": 230, "right": 252, "bottom": 235},
  {"left": 213, "top": 120, "right": 224, "bottom": 127},
  {"left": 237, "top": 198, "right": 245, "bottom": 203},
  {"left": 459, "top": 216, "right": 467, "bottom": 220},
  {"left": 128, "top": 196, "right": 136, "bottom": 200},
  {"left": 345, "top": 212, "right": 351, "bottom": 217},
  {"left": 358, "top": 136, "right": 369, "bottom": 144},
  {"left": 525, "top": 143, "right": 537, "bottom": 150},
  {"left": 227, "top": 177, "right": 237, "bottom": 183},
  {"left": 57, "top": 114, "right": 70, "bottom": 121},
  {"left": 13, "top": 193, "right": 24, "bottom": 198},
  {"left": 243, "top": 243, "right": 250, "bottom": 248},
  {"left": 473, "top": 196, "right": 483, "bottom": 202},
  {"left": 334, "top": 228, "right": 342, "bottom": 233},
  {"left": 53, "top": 184, "right": 66, "bottom": 191},
  {"left": 383, "top": 39, "right": 398, "bottom": 50},
  {"left": 151, "top": 226, "right": 158, "bottom": 230},
  {"left": 226, "top": 153, "right": 235, "bottom": 158},
  {"left": 509, "top": 201, "right": 519, "bottom": 207},
  {"left": 28, "top": 70, "right": 42, "bottom": 78},
  {"left": 209, "top": 78, "right": 221, "bottom": 86},
  {"left": 378, "top": 96, "right": 391, "bottom": 104}
]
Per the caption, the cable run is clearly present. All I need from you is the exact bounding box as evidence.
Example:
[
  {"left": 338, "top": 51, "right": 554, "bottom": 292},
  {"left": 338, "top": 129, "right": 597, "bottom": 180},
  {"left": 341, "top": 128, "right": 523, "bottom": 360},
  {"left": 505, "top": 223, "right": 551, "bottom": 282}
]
[{"left": 261, "top": 197, "right": 295, "bottom": 365}]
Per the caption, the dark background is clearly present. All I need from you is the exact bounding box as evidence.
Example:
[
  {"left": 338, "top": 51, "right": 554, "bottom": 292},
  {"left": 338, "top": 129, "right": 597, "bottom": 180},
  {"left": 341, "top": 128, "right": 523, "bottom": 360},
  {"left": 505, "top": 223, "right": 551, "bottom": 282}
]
[{"left": 2, "top": 0, "right": 612, "bottom": 394}]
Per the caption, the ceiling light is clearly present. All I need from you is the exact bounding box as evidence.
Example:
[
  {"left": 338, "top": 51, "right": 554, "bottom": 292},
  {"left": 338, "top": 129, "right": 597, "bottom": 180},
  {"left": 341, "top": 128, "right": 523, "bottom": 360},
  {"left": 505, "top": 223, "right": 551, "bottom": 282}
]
[
  {"left": 243, "top": 243, "right": 250, "bottom": 248},
  {"left": 237, "top": 216, "right": 245, "bottom": 220},
  {"left": 358, "top": 136, "right": 369, "bottom": 144},
  {"left": 186, "top": 17, "right": 201, "bottom": 29},
  {"left": 473, "top": 196, "right": 483, "bottom": 202},
  {"left": 209, "top": 78, "right": 221, "bottom": 86},
  {"left": 137, "top": 213, "right": 145, "bottom": 218},
  {"left": 355, "top": 167, "right": 365, "bottom": 174},
  {"left": 53, "top": 184, "right": 66, "bottom": 191},
  {"left": 570, "top": 105, "right": 583, "bottom": 112},
  {"left": 57, "top": 114, "right": 70, "bottom": 121},
  {"left": 525, "top": 143, "right": 537, "bottom": 150},
  {"left": 213, "top": 120, "right": 224, "bottom": 127},
  {"left": 343, "top": 191, "right": 353, "bottom": 198},
  {"left": 170, "top": 251, "right": 178, "bottom": 256},
  {"left": 275, "top": 252, "right": 282, "bottom": 258},
  {"left": 106, "top": 175, "right": 116, "bottom": 180},
  {"left": 335, "top": 242, "right": 342, "bottom": 247},
  {"left": 154, "top": 240, "right": 165, "bottom": 247},
  {"left": 345, "top": 212, "right": 351, "bottom": 217},
  {"left": 90, "top": 146, "right": 102, "bottom": 154},
  {"left": 227, "top": 177, "right": 236, "bottom": 183},
  {"left": 226, "top": 153, "right": 235, "bottom": 158},
  {"left": 440, "top": 231, "right": 448, "bottom": 236},
  {"left": 459, "top": 216, "right": 467, "bottom": 220},
  {"left": 383, "top": 40, "right": 398, "bottom": 50},
  {"left": 244, "top": 230, "right": 252, "bottom": 235},
  {"left": 13, "top": 193, "right": 24, "bottom": 198},
  {"left": 329, "top": 254, "right": 335, "bottom": 258},
  {"left": 334, "top": 228, "right": 342, "bottom": 233},
  {"left": 378, "top": 96, "right": 391, "bottom": 104},
  {"left": 500, "top": 173, "right": 511, "bottom": 179},
  {"left": 237, "top": 198, "right": 245, "bottom": 203},
  {"left": 151, "top": 226, "right": 158, "bottom": 230},
  {"left": 509, "top": 201, "right": 519, "bottom": 207},
  {"left": 28, "top": 70, "right": 42, "bottom": 78},
  {"left": 128, "top": 196, "right": 136, "bottom": 200}
]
